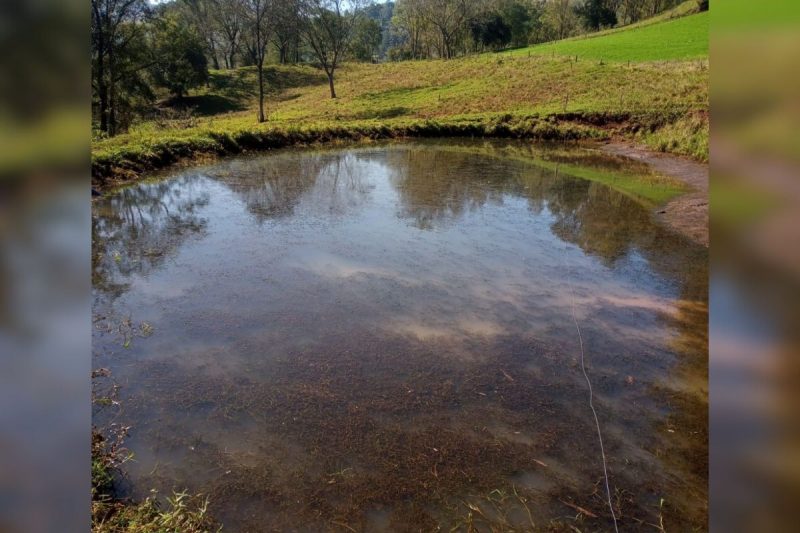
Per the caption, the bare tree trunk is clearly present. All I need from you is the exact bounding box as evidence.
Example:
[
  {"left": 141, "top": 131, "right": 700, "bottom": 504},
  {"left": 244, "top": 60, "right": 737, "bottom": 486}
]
[
  {"left": 108, "top": 45, "right": 116, "bottom": 135},
  {"left": 257, "top": 62, "right": 266, "bottom": 122},
  {"left": 95, "top": 28, "right": 108, "bottom": 133},
  {"left": 327, "top": 71, "right": 336, "bottom": 99},
  {"left": 98, "top": 82, "right": 108, "bottom": 133},
  {"left": 93, "top": 3, "right": 108, "bottom": 134},
  {"left": 209, "top": 36, "right": 221, "bottom": 70},
  {"left": 97, "top": 54, "right": 108, "bottom": 133}
]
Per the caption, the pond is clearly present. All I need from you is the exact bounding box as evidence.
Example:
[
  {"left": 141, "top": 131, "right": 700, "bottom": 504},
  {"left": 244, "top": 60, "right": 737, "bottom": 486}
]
[{"left": 92, "top": 140, "right": 707, "bottom": 531}]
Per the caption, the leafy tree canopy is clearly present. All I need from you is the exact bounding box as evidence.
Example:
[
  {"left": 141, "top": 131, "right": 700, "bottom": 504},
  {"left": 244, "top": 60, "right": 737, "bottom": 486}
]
[{"left": 150, "top": 15, "right": 209, "bottom": 99}]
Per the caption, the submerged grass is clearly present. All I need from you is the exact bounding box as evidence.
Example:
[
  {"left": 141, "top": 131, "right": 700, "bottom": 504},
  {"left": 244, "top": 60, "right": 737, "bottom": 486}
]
[
  {"left": 532, "top": 158, "right": 685, "bottom": 205},
  {"left": 413, "top": 141, "right": 688, "bottom": 205},
  {"left": 92, "top": 371, "right": 218, "bottom": 533},
  {"left": 92, "top": 8, "right": 708, "bottom": 187},
  {"left": 109, "top": 318, "right": 708, "bottom": 531}
]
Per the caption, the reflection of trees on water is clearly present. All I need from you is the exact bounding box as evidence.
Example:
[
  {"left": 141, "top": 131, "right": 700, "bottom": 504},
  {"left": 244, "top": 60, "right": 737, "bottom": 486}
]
[
  {"left": 209, "top": 152, "right": 372, "bottom": 223},
  {"left": 544, "top": 174, "right": 651, "bottom": 267},
  {"left": 384, "top": 146, "right": 707, "bottom": 357},
  {"left": 306, "top": 153, "right": 373, "bottom": 216},
  {"left": 385, "top": 149, "right": 510, "bottom": 230},
  {"left": 92, "top": 176, "right": 210, "bottom": 300},
  {"left": 385, "top": 146, "right": 648, "bottom": 265},
  {"left": 383, "top": 146, "right": 696, "bottom": 273},
  {"left": 93, "top": 146, "right": 707, "bottom": 309},
  {"left": 208, "top": 156, "right": 320, "bottom": 222}
]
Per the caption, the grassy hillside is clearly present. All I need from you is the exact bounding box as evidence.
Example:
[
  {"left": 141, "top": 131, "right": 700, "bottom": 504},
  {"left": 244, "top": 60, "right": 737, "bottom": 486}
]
[
  {"left": 92, "top": 8, "right": 709, "bottom": 185},
  {"left": 512, "top": 11, "right": 708, "bottom": 62}
]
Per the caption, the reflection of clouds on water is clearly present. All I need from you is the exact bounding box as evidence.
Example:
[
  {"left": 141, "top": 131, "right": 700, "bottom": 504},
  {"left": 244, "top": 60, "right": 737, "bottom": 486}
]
[
  {"left": 288, "top": 247, "right": 420, "bottom": 285},
  {"left": 387, "top": 316, "right": 506, "bottom": 343}
]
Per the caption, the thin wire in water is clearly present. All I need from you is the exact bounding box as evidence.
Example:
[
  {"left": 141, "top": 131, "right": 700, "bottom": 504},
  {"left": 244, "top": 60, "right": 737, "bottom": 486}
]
[{"left": 566, "top": 279, "right": 620, "bottom": 533}]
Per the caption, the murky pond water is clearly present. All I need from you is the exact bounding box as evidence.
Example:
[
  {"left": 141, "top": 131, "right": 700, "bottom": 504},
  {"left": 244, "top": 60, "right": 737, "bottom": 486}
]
[{"left": 92, "top": 140, "right": 707, "bottom": 531}]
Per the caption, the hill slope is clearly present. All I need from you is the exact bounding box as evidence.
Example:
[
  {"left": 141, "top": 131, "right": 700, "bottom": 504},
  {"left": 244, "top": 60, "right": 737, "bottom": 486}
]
[
  {"left": 92, "top": 8, "right": 709, "bottom": 184},
  {"left": 513, "top": 11, "right": 708, "bottom": 62}
]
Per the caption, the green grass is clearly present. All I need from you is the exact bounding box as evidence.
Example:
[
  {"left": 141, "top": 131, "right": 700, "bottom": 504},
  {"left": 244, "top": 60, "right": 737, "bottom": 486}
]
[
  {"left": 638, "top": 110, "right": 708, "bottom": 160},
  {"left": 92, "top": 7, "right": 708, "bottom": 185},
  {"left": 519, "top": 0, "right": 704, "bottom": 45},
  {"left": 92, "top": 384, "right": 218, "bottom": 532},
  {"left": 513, "top": 11, "right": 709, "bottom": 62},
  {"left": 93, "top": 489, "right": 217, "bottom": 533}
]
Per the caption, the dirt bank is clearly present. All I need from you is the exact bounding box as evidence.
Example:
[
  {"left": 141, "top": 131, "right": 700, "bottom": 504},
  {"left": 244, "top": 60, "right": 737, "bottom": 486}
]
[{"left": 600, "top": 141, "right": 708, "bottom": 247}]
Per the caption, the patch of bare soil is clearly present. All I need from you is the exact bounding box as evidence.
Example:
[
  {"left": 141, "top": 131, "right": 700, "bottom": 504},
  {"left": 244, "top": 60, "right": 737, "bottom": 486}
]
[{"left": 599, "top": 141, "right": 708, "bottom": 247}]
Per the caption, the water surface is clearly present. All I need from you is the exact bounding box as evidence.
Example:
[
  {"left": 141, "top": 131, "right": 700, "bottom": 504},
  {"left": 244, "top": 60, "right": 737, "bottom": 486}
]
[{"left": 92, "top": 140, "right": 707, "bottom": 531}]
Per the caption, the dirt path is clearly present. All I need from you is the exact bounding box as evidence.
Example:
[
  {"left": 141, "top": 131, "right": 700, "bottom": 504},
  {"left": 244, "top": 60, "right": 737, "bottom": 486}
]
[{"left": 599, "top": 142, "right": 708, "bottom": 247}]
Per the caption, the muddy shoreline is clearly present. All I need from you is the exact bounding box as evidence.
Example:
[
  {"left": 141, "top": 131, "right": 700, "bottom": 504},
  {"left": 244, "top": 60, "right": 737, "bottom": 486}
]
[{"left": 599, "top": 141, "right": 709, "bottom": 247}]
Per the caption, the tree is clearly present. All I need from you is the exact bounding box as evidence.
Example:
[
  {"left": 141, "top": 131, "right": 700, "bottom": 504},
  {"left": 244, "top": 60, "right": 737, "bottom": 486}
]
[
  {"left": 364, "top": 1, "right": 396, "bottom": 60},
  {"left": 577, "top": 0, "right": 617, "bottom": 30},
  {"left": 271, "top": 0, "right": 302, "bottom": 64},
  {"left": 243, "top": 0, "right": 273, "bottom": 122},
  {"left": 414, "top": 0, "right": 478, "bottom": 59},
  {"left": 211, "top": 0, "right": 246, "bottom": 69},
  {"left": 525, "top": 1, "right": 555, "bottom": 44},
  {"left": 618, "top": 0, "right": 644, "bottom": 24},
  {"left": 300, "top": 0, "right": 365, "bottom": 99},
  {"left": 150, "top": 15, "right": 209, "bottom": 99},
  {"left": 350, "top": 17, "right": 383, "bottom": 61},
  {"left": 390, "top": 0, "right": 430, "bottom": 59},
  {"left": 181, "top": 0, "right": 222, "bottom": 69},
  {"left": 544, "top": 0, "right": 579, "bottom": 40},
  {"left": 91, "top": 0, "right": 151, "bottom": 135},
  {"left": 498, "top": 0, "right": 535, "bottom": 48},
  {"left": 470, "top": 13, "right": 512, "bottom": 51}
]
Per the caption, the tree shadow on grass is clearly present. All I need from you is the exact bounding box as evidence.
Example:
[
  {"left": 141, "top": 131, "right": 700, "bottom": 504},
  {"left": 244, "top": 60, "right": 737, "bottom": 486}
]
[
  {"left": 207, "top": 66, "right": 327, "bottom": 103},
  {"left": 353, "top": 106, "right": 410, "bottom": 120},
  {"left": 359, "top": 83, "right": 455, "bottom": 102},
  {"left": 263, "top": 66, "right": 327, "bottom": 92},
  {"left": 161, "top": 67, "right": 329, "bottom": 118},
  {"left": 162, "top": 95, "right": 246, "bottom": 116},
  {"left": 209, "top": 70, "right": 256, "bottom": 101}
]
